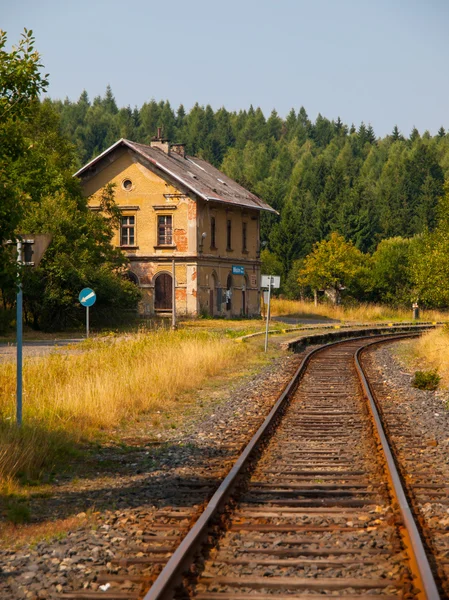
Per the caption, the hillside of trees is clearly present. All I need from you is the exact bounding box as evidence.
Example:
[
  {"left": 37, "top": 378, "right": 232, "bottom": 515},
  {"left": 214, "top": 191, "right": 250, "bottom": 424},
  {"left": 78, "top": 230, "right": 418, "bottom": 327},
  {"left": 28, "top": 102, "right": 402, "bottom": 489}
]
[
  {"left": 4, "top": 29, "right": 449, "bottom": 334},
  {"left": 45, "top": 86, "right": 449, "bottom": 308},
  {"left": 0, "top": 35, "right": 140, "bottom": 333}
]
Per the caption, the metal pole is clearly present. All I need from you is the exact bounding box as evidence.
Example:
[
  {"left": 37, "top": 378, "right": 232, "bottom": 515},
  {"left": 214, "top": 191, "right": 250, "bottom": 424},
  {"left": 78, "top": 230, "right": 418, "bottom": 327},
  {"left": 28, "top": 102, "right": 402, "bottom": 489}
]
[
  {"left": 172, "top": 258, "right": 176, "bottom": 330},
  {"left": 264, "top": 277, "right": 272, "bottom": 352},
  {"left": 16, "top": 240, "right": 23, "bottom": 426},
  {"left": 86, "top": 305, "right": 89, "bottom": 338}
]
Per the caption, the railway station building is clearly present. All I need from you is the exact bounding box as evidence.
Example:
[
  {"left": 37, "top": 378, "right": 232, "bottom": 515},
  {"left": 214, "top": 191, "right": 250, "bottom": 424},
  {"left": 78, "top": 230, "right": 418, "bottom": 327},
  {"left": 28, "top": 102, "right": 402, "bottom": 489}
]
[{"left": 75, "top": 136, "right": 276, "bottom": 317}]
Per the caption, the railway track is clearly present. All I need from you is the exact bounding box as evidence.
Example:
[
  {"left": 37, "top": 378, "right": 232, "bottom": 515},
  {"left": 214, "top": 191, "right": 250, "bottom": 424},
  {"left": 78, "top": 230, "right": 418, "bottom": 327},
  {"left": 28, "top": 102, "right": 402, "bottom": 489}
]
[
  {"left": 359, "top": 339, "right": 449, "bottom": 598},
  {"left": 58, "top": 332, "right": 442, "bottom": 600}
]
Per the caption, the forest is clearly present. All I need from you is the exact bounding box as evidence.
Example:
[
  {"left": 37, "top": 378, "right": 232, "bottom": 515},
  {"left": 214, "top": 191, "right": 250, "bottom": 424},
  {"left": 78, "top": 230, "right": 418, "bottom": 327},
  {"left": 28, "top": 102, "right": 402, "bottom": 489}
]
[
  {"left": 46, "top": 86, "right": 449, "bottom": 308},
  {"left": 2, "top": 28, "right": 449, "bottom": 332}
]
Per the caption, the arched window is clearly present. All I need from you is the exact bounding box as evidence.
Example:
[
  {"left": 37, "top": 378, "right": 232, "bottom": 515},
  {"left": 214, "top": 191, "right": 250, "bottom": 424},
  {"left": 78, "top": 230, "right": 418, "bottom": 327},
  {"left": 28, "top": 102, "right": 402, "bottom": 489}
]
[
  {"left": 154, "top": 273, "right": 173, "bottom": 310},
  {"left": 124, "top": 271, "right": 139, "bottom": 286}
]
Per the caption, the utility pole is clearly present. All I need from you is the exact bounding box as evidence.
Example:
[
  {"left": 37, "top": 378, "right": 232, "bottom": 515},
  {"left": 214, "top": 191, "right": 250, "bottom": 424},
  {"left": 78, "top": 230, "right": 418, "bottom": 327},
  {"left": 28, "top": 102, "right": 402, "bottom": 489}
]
[
  {"left": 16, "top": 240, "right": 23, "bottom": 426},
  {"left": 172, "top": 258, "right": 177, "bottom": 330},
  {"left": 264, "top": 277, "right": 272, "bottom": 353}
]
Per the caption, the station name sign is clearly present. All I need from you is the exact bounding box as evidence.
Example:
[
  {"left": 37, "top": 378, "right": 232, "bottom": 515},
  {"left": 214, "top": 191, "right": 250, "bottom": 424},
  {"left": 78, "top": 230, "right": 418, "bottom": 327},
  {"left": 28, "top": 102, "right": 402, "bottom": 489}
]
[{"left": 232, "top": 265, "right": 245, "bottom": 275}]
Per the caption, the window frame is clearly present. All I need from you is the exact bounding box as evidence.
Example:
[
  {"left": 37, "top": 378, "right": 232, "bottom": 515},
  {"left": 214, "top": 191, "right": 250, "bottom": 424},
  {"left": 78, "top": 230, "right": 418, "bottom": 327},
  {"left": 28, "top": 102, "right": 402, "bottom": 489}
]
[
  {"left": 120, "top": 215, "right": 136, "bottom": 247},
  {"left": 210, "top": 216, "right": 217, "bottom": 249},
  {"left": 157, "top": 214, "right": 173, "bottom": 246},
  {"left": 242, "top": 221, "right": 248, "bottom": 252},
  {"left": 226, "top": 219, "right": 232, "bottom": 251}
]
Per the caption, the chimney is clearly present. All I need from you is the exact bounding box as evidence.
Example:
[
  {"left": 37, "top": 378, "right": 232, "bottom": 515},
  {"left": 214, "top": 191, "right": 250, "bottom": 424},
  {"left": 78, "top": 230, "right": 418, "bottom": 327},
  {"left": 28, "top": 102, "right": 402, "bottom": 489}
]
[
  {"left": 170, "top": 143, "right": 186, "bottom": 159},
  {"left": 150, "top": 127, "right": 170, "bottom": 154}
]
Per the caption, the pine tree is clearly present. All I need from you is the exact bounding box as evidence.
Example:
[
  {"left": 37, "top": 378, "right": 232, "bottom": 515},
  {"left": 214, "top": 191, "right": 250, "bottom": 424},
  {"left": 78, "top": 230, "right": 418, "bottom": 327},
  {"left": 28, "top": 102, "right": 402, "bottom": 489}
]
[
  {"left": 267, "top": 109, "right": 283, "bottom": 140},
  {"left": 366, "top": 124, "right": 376, "bottom": 144},
  {"left": 102, "top": 85, "right": 118, "bottom": 114},
  {"left": 391, "top": 125, "right": 403, "bottom": 141},
  {"left": 409, "top": 127, "right": 420, "bottom": 143},
  {"left": 285, "top": 108, "right": 297, "bottom": 139}
]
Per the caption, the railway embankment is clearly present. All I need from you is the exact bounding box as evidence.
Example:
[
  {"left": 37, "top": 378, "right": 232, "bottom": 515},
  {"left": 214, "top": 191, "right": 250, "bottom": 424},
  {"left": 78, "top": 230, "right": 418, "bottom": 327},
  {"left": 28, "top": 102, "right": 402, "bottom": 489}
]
[{"left": 1, "top": 324, "right": 447, "bottom": 599}]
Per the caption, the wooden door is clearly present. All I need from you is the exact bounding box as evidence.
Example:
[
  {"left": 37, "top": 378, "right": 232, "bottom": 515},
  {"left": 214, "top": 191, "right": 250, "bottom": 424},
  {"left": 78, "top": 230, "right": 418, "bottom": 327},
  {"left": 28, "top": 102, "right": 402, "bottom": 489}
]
[{"left": 155, "top": 273, "right": 172, "bottom": 310}]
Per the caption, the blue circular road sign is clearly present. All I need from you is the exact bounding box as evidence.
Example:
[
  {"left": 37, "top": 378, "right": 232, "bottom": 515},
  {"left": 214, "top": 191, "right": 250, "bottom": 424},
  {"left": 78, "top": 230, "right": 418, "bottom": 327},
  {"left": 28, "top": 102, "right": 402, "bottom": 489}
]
[{"left": 79, "top": 288, "right": 96, "bottom": 307}]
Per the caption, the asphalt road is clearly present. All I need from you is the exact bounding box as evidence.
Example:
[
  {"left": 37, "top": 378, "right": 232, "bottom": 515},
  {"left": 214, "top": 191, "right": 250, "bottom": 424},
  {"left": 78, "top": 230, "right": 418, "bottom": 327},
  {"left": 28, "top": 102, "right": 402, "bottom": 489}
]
[{"left": 0, "top": 338, "right": 84, "bottom": 362}]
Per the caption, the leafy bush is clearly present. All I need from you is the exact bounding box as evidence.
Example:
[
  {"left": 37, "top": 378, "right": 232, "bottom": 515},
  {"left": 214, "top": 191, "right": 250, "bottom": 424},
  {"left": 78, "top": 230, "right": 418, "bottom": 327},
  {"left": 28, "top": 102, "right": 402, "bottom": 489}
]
[
  {"left": 412, "top": 369, "right": 441, "bottom": 391},
  {"left": 6, "top": 502, "right": 31, "bottom": 525},
  {"left": 0, "top": 308, "right": 14, "bottom": 335}
]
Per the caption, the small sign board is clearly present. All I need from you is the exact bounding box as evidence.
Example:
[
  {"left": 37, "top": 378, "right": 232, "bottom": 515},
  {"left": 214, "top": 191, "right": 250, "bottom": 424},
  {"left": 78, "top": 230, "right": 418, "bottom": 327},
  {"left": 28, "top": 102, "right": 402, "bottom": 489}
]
[
  {"left": 249, "top": 273, "right": 257, "bottom": 288},
  {"left": 8, "top": 234, "right": 53, "bottom": 266},
  {"left": 261, "top": 275, "right": 280, "bottom": 289},
  {"left": 232, "top": 265, "right": 245, "bottom": 275},
  {"left": 79, "top": 288, "right": 96, "bottom": 307}
]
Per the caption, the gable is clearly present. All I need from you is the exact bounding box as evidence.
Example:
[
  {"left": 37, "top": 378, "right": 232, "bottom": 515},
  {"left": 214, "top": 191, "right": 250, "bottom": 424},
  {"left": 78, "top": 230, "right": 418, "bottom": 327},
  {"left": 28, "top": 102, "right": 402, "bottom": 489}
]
[
  {"left": 75, "top": 139, "right": 277, "bottom": 214},
  {"left": 80, "top": 147, "right": 171, "bottom": 199}
]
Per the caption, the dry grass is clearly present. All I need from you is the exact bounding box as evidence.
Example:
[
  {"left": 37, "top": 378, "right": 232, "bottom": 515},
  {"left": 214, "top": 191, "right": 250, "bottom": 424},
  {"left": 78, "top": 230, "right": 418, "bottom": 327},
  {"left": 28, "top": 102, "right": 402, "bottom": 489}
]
[
  {"left": 270, "top": 298, "right": 449, "bottom": 323},
  {"left": 0, "top": 513, "right": 95, "bottom": 550},
  {"left": 401, "top": 327, "right": 449, "bottom": 388},
  {"left": 0, "top": 329, "right": 251, "bottom": 485}
]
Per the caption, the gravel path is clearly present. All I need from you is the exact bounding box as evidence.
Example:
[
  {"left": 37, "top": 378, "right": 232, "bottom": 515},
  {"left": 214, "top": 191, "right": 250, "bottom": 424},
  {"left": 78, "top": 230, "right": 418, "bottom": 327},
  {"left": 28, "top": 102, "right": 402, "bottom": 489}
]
[
  {"left": 366, "top": 341, "right": 449, "bottom": 455},
  {"left": 364, "top": 340, "right": 449, "bottom": 594},
  {"left": 0, "top": 351, "right": 304, "bottom": 599}
]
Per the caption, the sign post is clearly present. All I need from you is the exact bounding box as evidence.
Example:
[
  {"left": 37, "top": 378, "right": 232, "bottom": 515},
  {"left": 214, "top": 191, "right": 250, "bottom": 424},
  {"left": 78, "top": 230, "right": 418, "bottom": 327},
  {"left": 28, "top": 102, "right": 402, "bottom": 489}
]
[
  {"left": 264, "top": 277, "right": 272, "bottom": 352},
  {"left": 79, "top": 288, "right": 96, "bottom": 337},
  {"left": 11, "top": 234, "right": 52, "bottom": 426},
  {"left": 16, "top": 241, "right": 23, "bottom": 426},
  {"left": 261, "top": 275, "right": 281, "bottom": 353},
  {"left": 172, "top": 259, "right": 176, "bottom": 330}
]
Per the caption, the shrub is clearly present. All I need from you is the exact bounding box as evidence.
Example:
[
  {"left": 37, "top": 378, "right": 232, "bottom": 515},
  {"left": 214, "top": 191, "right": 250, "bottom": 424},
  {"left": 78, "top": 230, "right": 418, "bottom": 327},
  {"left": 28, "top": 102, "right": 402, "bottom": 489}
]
[{"left": 412, "top": 370, "right": 441, "bottom": 391}]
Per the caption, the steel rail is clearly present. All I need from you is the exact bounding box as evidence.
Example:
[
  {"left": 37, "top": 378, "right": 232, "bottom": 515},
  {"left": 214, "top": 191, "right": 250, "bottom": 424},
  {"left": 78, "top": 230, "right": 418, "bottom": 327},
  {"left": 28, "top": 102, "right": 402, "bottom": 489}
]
[
  {"left": 143, "top": 331, "right": 439, "bottom": 600},
  {"left": 355, "top": 338, "right": 440, "bottom": 600}
]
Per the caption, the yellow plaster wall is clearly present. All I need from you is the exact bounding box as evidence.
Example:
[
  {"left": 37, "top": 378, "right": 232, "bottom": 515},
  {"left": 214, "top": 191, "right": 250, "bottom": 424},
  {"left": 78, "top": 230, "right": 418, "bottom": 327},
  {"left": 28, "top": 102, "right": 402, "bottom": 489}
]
[
  {"left": 197, "top": 202, "right": 259, "bottom": 260},
  {"left": 83, "top": 148, "right": 195, "bottom": 257}
]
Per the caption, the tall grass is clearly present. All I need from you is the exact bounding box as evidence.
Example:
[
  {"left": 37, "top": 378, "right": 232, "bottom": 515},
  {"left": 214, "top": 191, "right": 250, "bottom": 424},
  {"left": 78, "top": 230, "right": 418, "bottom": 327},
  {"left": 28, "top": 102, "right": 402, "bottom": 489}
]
[
  {"left": 406, "top": 327, "right": 449, "bottom": 388},
  {"left": 270, "top": 298, "right": 448, "bottom": 323},
  {"left": 0, "top": 330, "right": 250, "bottom": 484}
]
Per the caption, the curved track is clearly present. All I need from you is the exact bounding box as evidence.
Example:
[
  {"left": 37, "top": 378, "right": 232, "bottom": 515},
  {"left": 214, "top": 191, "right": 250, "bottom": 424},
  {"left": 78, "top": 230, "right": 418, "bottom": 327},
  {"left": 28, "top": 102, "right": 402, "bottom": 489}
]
[{"left": 59, "top": 332, "right": 441, "bottom": 600}]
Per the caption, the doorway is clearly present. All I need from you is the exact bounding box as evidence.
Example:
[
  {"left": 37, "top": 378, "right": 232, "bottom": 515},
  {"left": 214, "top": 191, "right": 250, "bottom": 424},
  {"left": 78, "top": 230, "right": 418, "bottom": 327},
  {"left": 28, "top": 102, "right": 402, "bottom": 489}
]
[
  {"left": 209, "top": 273, "right": 217, "bottom": 316},
  {"left": 226, "top": 273, "right": 233, "bottom": 312},
  {"left": 154, "top": 273, "right": 172, "bottom": 311}
]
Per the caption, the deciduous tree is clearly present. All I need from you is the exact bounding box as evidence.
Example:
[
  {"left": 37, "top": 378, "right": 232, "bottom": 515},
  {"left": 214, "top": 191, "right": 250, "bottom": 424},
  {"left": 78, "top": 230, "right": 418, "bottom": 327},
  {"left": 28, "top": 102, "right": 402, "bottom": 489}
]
[{"left": 298, "top": 233, "right": 369, "bottom": 304}]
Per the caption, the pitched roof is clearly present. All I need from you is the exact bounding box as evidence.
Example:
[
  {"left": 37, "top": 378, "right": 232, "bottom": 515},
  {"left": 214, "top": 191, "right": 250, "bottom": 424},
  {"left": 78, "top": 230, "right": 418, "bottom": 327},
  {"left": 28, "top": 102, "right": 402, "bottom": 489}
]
[{"left": 74, "top": 138, "right": 277, "bottom": 214}]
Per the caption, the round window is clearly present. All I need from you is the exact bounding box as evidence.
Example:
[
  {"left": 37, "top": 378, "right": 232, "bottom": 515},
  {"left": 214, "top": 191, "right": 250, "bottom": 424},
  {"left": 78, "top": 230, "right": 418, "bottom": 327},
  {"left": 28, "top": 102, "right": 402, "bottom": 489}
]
[{"left": 122, "top": 179, "right": 133, "bottom": 191}]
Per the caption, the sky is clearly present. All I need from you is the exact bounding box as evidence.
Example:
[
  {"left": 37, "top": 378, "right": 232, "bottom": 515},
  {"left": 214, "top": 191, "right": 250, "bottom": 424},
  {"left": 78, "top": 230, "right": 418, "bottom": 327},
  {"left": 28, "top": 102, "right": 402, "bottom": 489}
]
[{"left": 3, "top": 0, "right": 449, "bottom": 137}]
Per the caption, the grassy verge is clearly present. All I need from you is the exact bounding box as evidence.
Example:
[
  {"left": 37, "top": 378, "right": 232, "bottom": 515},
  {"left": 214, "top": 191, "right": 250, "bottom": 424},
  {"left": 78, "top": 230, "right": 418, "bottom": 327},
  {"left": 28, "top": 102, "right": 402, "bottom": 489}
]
[
  {"left": 396, "top": 326, "right": 449, "bottom": 389},
  {"left": 0, "top": 329, "right": 255, "bottom": 488},
  {"left": 270, "top": 298, "right": 449, "bottom": 323},
  {"left": 178, "top": 317, "right": 278, "bottom": 338}
]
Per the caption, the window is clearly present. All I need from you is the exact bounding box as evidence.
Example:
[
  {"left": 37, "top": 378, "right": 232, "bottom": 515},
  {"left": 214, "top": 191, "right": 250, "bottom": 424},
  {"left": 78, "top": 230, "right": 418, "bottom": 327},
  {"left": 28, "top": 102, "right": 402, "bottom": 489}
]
[
  {"left": 121, "top": 216, "right": 135, "bottom": 246},
  {"left": 211, "top": 217, "right": 216, "bottom": 248},
  {"left": 122, "top": 179, "right": 133, "bottom": 191},
  {"left": 242, "top": 222, "right": 247, "bottom": 252},
  {"left": 226, "top": 219, "right": 232, "bottom": 250},
  {"left": 158, "top": 215, "right": 173, "bottom": 245}
]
